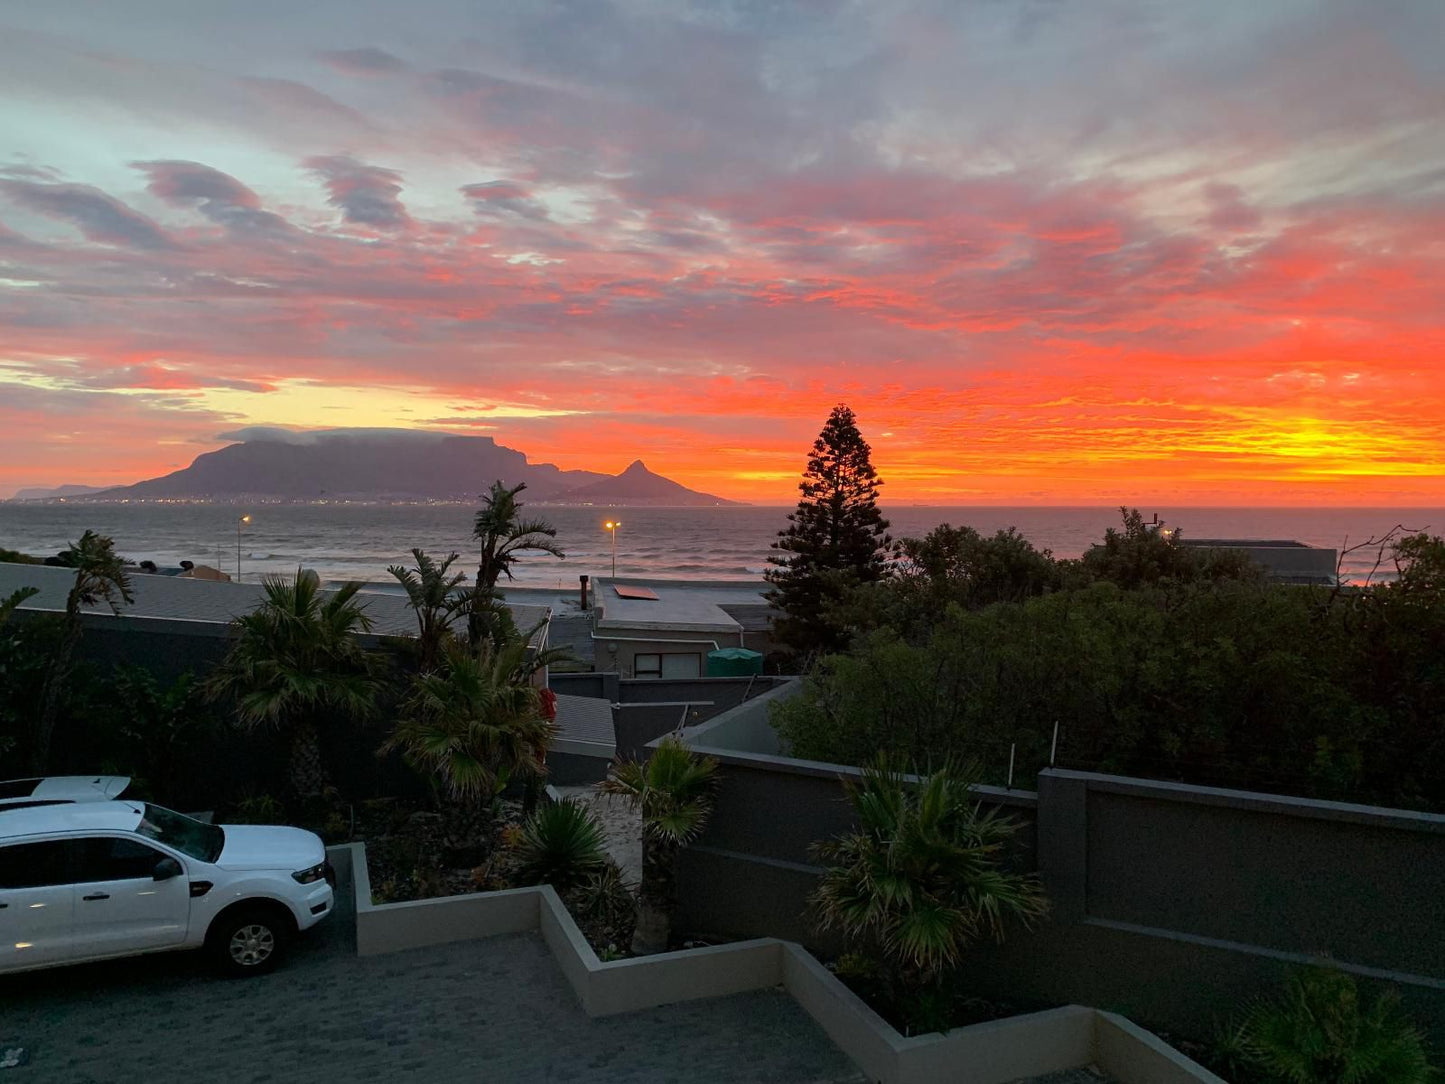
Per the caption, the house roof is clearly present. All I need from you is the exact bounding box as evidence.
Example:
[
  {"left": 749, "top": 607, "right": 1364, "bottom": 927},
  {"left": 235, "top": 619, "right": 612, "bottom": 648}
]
[
  {"left": 594, "top": 581, "right": 744, "bottom": 636},
  {"left": 0, "top": 561, "right": 549, "bottom": 645}
]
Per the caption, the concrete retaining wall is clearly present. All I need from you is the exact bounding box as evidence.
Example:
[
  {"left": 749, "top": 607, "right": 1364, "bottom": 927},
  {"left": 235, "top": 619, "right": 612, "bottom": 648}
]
[
  {"left": 339, "top": 841, "right": 1222, "bottom": 1083},
  {"left": 668, "top": 706, "right": 1445, "bottom": 1047}
]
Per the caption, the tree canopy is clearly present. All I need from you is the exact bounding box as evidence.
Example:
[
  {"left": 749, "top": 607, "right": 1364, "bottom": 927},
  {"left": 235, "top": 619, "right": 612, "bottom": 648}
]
[
  {"left": 774, "top": 515, "right": 1445, "bottom": 813},
  {"left": 766, "top": 404, "right": 892, "bottom": 660}
]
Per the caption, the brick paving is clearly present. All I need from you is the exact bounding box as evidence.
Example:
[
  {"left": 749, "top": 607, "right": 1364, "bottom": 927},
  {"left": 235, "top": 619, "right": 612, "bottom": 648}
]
[{"left": 1, "top": 888, "right": 863, "bottom": 1084}]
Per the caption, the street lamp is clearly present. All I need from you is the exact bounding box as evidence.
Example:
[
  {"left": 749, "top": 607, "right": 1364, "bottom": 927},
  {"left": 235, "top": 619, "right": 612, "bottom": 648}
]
[
  {"left": 237, "top": 514, "right": 251, "bottom": 582},
  {"left": 604, "top": 519, "right": 621, "bottom": 579}
]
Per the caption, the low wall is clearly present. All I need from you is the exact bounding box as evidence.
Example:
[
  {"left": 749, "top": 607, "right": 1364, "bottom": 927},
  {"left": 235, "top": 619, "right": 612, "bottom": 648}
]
[
  {"left": 616, "top": 675, "right": 786, "bottom": 721},
  {"left": 548, "top": 671, "right": 621, "bottom": 702},
  {"left": 340, "top": 841, "right": 1222, "bottom": 1084},
  {"left": 612, "top": 703, "right": 689, "bottom": 760},
  {"left": 669, "top": 705, "right": 1445, "bottom": 1048}
]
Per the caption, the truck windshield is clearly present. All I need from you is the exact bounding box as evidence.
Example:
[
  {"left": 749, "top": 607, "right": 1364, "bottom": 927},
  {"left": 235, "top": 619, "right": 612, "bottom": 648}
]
[{"left": 136, "top": 803, "right": 224, "bottom": 863}]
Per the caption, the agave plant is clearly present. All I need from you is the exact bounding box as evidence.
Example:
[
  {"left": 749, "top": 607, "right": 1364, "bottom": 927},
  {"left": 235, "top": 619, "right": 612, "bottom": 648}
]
[
  {"left": 514, "top": 799, "right": 608, "bottom": 890},
  {"left": 599, "top": 735, "right": 719, "bottom": 955},
  {"left": 811, "top": 757, "right": 1048, "bottom": 1031},
  {"left": 1219, "top": 967, "right": 1436, "bottom": 1084}
]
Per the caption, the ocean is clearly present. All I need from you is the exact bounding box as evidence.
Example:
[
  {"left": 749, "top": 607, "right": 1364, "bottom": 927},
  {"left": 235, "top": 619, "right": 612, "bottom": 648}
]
[{"left": 0, "top": 503, "right": 1438, "bottom": 588}]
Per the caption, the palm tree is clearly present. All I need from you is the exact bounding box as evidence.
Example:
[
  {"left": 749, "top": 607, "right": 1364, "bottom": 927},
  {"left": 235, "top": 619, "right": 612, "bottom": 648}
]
[
  {"left": 384, "top": 636, "right": 557, "bottom": 807},
  {"left": 469, "top": 481, "right": 563, "bottom": 647},
  {"left": 1217, "top": 967, "right": 1436, "bottom": 1084},
  {"left": 387, "top": 548, "right": 468, "bottom": 671},
  {"left": 208, "top": 570, "right": 378, "bottom": 797},
  {"left": 34, "top": 531, "right": 133, "bottom": 772},
  {"left": 599, "top": 735, "right": 719, "bottom": 955},
  {"left": 811, "top": 758, "right": 1048, "bottom": 1032},
  {"left": 0, "top": 586, "right": 38, "bottom": 627}
]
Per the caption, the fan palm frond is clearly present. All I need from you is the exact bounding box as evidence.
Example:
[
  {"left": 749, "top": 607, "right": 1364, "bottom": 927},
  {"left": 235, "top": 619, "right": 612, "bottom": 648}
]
[{"left": 811, "top": 756, "right": 1048, "bottom": 983}]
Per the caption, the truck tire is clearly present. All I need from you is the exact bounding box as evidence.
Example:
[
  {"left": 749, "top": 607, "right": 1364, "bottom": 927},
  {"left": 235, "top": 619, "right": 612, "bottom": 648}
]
[{"left": 207, "top": 903, "right": 291, "bottom": 977}]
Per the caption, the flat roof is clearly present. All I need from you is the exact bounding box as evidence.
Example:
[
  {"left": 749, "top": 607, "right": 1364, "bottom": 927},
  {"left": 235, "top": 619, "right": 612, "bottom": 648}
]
[
  {"left": 1180, "top": 538, "right": 1328, "bottom": 550},
  {"left": 0, "top": 562, "right": 549, "bottom": 644},
  {"left": 594, "top": 580, "right": 744, "bottom": 635}
]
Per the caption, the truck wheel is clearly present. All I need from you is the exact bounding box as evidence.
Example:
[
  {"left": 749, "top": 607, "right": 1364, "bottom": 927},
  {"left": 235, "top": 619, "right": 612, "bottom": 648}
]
[{"left": 208, "top": 905, "right": 290, "bottom": 977}]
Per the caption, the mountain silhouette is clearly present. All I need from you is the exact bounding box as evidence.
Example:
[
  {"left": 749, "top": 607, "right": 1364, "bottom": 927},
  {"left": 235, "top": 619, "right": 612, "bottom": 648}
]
[
  {"left": 79, "top": 431, "right": 739, "bottom": 504},
  {"left": 555, "top": 460, "right": 737, "bottom": 505}
]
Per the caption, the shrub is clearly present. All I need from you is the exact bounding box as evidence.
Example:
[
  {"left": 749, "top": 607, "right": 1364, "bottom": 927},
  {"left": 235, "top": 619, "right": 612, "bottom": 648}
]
[
  {"left": 1217, "top": 967, "right": 1436, "bottom": 1084},
  {"left": 514, "top": 799, "right": 608, "bottom": 890},
  {"left": 230, "top": 793, "right": 286, "bottom": 824},
  {"left": 812, "top": 758, "right": 1048, "bottom": 1034}
]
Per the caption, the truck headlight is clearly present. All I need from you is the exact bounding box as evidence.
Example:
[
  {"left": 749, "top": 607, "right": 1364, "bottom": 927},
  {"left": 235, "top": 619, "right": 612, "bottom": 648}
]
[{"left": 291, "top": 862, "right": 327, "bottom": 884}]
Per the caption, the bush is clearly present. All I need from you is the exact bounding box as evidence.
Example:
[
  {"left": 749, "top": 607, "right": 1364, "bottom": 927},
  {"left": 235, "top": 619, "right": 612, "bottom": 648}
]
[
  {"left": 774, "top": 564, "right": 1445, "bottom": 809},
  {"left": 811, "top": 758, "right": 1047, "bottom": 1034},
  {"left": 1215, "top": 968, "right": 1436, "bottom": 1084},
  {"left": 513, "top": 799, "right": 608, "bottom": 890}
]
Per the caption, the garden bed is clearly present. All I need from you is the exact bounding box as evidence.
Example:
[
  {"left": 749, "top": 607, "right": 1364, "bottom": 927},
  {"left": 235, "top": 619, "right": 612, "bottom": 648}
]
[{"left": 826, "top": 951, "right": 1063, "bottom": 1037}]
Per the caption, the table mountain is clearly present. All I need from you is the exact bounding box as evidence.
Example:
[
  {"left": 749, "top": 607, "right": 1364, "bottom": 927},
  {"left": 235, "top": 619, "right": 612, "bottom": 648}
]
[{"left": 83, "top": 431, "right": 737, "bottom": 504}]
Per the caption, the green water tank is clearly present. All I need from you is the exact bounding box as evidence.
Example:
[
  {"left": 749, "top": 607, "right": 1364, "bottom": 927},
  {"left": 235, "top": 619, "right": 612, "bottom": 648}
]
[{"left": 706, "top": 647, "right": 764, "bottom": 677}]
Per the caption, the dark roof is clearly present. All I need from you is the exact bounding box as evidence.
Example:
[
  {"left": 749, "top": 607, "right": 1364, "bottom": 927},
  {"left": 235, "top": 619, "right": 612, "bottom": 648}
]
[{"left": 0, "top": 562, "right": 549, "bottom": 645}]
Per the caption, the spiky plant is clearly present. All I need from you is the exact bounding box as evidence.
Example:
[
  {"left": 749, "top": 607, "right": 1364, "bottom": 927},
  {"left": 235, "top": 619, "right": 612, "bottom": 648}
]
[
  {"left": 34, "top": 531, "right": 133, "bottom": 772},
  {"left": 514, "top": 799, "right": 608, "bottom": 890},
  {"left": 208, "top": 570, "right": 378, "bottom": 797},
  {"left": 1222, "top": 967, "right": 1436, "bottom": 1084},
  {"left": 384, "top": 636, "right": 557, "bottom": 808},
  {"left": 811, "top": 757, "right": 1048, "bottom": 1032},
  {"left": 599, "top": 735, "right": 719, "bottom": 955}
]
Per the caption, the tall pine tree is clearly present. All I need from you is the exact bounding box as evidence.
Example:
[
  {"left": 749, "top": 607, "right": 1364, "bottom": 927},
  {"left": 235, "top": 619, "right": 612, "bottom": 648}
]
[{"left": 766, "top": 405, "right": 891, "bottom": 659}]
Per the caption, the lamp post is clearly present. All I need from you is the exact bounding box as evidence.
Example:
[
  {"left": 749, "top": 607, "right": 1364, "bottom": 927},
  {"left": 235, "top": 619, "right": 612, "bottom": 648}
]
[
  {"left": 237, "top": 514, "right": 251, "bottom": 582},
  {"left": 604, "top": 519, "right": 621, "bottom": 579}
]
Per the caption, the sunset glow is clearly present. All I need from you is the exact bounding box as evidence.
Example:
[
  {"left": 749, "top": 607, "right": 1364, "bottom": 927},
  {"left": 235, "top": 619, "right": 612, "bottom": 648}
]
[{"left": 1, "top": 3, "right": 1442, "bottom": 503}]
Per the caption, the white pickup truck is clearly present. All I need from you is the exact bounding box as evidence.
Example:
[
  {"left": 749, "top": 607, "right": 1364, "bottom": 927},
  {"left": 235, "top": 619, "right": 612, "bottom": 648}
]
[{"left": 0, "top": 799, "right": 333, "bottom": 977}]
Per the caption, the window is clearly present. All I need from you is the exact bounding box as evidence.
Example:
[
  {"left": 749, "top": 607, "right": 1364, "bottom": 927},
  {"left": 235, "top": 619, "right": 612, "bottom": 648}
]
[
  {"left": 660, "top": 653, "right": 701, "bottom": 679},
  {"left": 135, "top": 804, "right": 224, "bottom": 862},
  {"left": 0, "top": 840, "right": 75, "bottom": 888},
  {"left": 78, "top": 837, "right": 168, "bottom": 882},
  {"left": 632, "top": 652, "right": 702, "bottom": 679}
]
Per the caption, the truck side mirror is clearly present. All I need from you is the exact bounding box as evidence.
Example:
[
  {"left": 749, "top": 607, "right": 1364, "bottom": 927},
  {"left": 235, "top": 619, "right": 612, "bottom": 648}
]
[{"left": 153, "top": 857, "right": 183, "bottom": 880}]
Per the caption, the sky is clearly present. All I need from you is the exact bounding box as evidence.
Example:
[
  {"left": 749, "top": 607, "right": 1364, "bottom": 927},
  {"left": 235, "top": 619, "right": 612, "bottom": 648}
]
[{"left": 0, "top": 0, "right": 1442, "bottom": 505}]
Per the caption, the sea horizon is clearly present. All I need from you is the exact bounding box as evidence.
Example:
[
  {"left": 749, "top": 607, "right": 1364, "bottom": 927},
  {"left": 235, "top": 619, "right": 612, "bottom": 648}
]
[{"left": 2, "top": 501, "right": 1438, "bottom": 589}]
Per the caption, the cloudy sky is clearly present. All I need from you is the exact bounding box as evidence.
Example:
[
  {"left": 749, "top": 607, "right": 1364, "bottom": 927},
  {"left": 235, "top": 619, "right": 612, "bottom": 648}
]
[{"left": 1, "top": 0, "right": 1442, "bottom": 503}]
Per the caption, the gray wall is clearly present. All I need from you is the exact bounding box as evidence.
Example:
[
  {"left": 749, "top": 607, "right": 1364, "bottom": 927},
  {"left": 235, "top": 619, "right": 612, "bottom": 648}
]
[
  {"left": 673, "top": 719, "right": 1445, "bottom": 1047},
  {"left": 613, "top": 703, "right": 689, "bottom": 760},
  {"left": 548, "top": 671, "right": 621, "bottom": 702},
  {"left": 616, "top": 675, "right": 786, "bottom": 718},
  {"left": 592, "top": 632, "right": 724, "bottom": 679},
  {"left": 610, "top": 677, "right": 791, "bottom": 759}
]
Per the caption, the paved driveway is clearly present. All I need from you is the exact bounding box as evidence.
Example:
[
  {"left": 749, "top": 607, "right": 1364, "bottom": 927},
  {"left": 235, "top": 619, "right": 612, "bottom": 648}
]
[{"left": 1, "top": 879, "right": 863, "bottom": 1083}]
